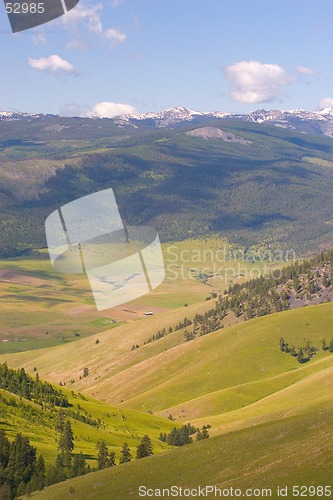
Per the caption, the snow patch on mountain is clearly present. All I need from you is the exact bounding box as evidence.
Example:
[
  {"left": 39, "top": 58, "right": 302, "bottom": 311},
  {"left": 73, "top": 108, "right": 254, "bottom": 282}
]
[{"left": 1, "top": 106, "right": 333, "bottom": 137}]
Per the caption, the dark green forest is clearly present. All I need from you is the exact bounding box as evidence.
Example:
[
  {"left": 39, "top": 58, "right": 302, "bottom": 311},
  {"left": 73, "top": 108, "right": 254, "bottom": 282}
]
[{"left": 1, "top": 117, "right": 333, "bottom": 257}]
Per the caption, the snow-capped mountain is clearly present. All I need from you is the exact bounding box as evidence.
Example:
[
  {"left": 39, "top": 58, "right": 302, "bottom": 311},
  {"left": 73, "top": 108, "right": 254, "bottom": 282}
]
[
  {"left": 1, "top": 107, "right": 333, "bottom": 137},
  {"left": 0, "top": 111, "right": 55, "bottom": 121},
  {"left": 115, "top": 106, "right": 333, "bottom": 137},
  {"left": 114, "top": 106, "right": 231, "bottom": 127}
]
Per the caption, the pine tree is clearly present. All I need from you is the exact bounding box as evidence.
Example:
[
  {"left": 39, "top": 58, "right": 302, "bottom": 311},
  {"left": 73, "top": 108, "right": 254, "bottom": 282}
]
[
  {"left": 46, "top": 454, "right": 67, "bottom": 486},
  {"left": 71, "top": 452, "right": 87, "bottom": 477},
  {"left": 119, "top": 443, "right": 132, "bottom": 464},
  {"left": 55, "top": 410, "right": 65, "bottom": 433},
  {"left": 136, "top": 435, "right": 153, "bottom": 459},
  {"left": 96, "top": 440, "right": 109, "bottom": 470},
  {"left": 59, "top": 420, "right": 74, "bottom": 454},
  {"left": 5, "top": 434, "right": 37, "bottom": 498},
  {"left": 201, "top": 428, "right": 209, "bottom": 439},
  {"left": 297, "top": 349, "right": 305, "bottom": 364},
  {"left": 35, "top": 455, "right": 46, "bottom": 490},
  {"left": 108, "top": 451, "right": 116, "bottom": 467}
]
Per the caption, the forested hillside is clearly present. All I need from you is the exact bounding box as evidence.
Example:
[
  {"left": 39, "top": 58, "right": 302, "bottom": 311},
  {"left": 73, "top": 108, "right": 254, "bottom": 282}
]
[{"left": 1, "top": 117, "right": 333, "bottom": 256}]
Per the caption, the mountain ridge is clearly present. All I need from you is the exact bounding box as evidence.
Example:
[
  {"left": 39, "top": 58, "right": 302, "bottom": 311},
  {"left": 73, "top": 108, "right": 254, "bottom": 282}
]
[{"left": 1, "top": 106, "right": 333, "bottom": 136}]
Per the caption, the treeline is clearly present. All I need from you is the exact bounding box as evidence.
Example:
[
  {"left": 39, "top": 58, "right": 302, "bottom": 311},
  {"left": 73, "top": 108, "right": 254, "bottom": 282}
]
[
  {"left": 280, "top": 338, "right": 317, "bottom": 364},
  {"left": 131, "top": 249, "right": 333, "bottom": 351},
  {"left": 0, "top": 425, "right": 156, "bottom": 498},
  {"left": 280, "top": 336, "right": 333, "bottom": 364},
  {"left": 159, "top": 424, "right": 210, "bottom": 447},
  {"left": 0, "top": 431, "right": 46, "bottom": 499},
  {"left": 0, "top": 363, "right": 68, "bottom": 407},
  {"left": 137, "top": 318, "right": 193, "bottom": 349},
  {"left": 0, "top": 364, "right": 105, "bottom": 430}
]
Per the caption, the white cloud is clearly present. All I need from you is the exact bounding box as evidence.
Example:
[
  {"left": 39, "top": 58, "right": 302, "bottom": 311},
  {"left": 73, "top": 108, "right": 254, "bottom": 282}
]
[
  {"left": 62, "top": 3, "right": 103, "bottom": 34},
  {"left": 319, "top": 97, "right": 333, "bottom": 109},
  {"left": 61, "top": 2, "right": 127, "bottom": 50},
  {"left": 86, "top": 102, "right": 136, "bottom": 118},
  {"left": 296, "top": 65, "right": 315, "bottom": 76},
  {"left": 224, "top": 60, "right": 293, "bottom": 104},
  {"left": 105, "top": 28, "right": 126, "bottom": 47},
  {"left": 28, "top": 55, "right": 76, "bottom": 75}
]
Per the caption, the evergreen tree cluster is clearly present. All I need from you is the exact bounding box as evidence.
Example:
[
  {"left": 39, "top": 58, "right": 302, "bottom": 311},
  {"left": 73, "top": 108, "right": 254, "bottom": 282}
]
[
  {"left": 62, "top": 406, "right": 102, "bottom": 428},
  {"left": 0, "top": 363, "right": 68, "bottom": 408},
  {"left": 0, "top": 430, "right": 45, "bottom": 499},
  {"left": 142, "top": 319, "right": 193, "bottom": 347},
  {"left": 321, "top": 338, "right": 333, "bottom": 353},
  {"left": 0, "top": 425, "right": 156, "bottom": 497},
  {"left": 279, "top": 337, "right": 326, "bottom": 364},
  {"left": 159, "top": 423, "right": 209, "bottom": 447},
  {"left": 0, "top": 392, "right": 54, "bottom": 430},
  {"left": 45, "top": 450, "right": 89, "bottom": 490}
]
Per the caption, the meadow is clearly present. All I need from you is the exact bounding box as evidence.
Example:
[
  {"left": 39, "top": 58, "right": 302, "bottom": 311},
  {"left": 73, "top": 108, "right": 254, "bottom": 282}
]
[{"left": 0, "top": 237, "right": 283, "bottom": 353}]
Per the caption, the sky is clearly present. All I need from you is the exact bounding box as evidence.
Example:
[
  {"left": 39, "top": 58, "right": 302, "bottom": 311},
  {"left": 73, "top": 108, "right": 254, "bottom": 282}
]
[{"left": 1, "top": 0, "right": 333, "bottom": 117}]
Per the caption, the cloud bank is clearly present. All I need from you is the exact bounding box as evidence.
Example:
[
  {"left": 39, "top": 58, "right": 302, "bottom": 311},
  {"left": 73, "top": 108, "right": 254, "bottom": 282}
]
[
  {"left": 224, "top": 60, "right": 293, "bottom": 104},
  {"left": 86, "top": 102, "right": 136, "bottom": 118}
]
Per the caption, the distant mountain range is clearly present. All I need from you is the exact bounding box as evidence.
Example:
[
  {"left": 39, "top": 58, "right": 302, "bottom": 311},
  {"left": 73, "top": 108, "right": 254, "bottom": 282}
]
[
  {"left": 1, "top": 106, "right": 333, "bottom": 257},
  {"left": 1, "top": 106, "right": 333, "bottom": 137},
  {"left": 116, "top": 106, "right": 333, "bottom": 137}
]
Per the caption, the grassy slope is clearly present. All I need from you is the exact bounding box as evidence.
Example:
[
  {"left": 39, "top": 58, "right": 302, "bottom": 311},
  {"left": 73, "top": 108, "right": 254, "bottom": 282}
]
[
  {"left": 0, "top": 303, "right": 333, "bottom": 408},
  {"left": 0, "top": 299, "right": 220, "bottom": 384},
  {"left": 3, "top": 302, "right": 333, "bottom": 427},
  {"left": 0, "top": 385, "right": 176, "bottom": 466},
  {"left": 26, "top": 404, "right": 333, "bottom": 500},
  {"left": 4, "top": 299, "right": 333, "bottom": 498}
]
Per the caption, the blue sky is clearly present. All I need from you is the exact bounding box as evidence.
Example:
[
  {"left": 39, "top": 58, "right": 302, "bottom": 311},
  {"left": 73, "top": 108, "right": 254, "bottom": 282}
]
[{"left": 1, "top": 0, "right": 333, "bottom": 116}]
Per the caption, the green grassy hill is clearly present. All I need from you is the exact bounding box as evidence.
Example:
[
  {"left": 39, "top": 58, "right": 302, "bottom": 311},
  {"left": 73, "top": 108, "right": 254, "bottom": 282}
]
[
  {"left": 3, "top": 302, "right": 333, "bottom": 429},
  {"left": 3, "top": 291, "right": 333, "bottom": 498},
  {"left": 25, "top": 403, "right": 333, "bottom": 500},
  {"left": 0, "top": 303, "right": 333, "bottom": 420},
  {"left": 0, "top": 382, "right": 176, "bottom": 467}
]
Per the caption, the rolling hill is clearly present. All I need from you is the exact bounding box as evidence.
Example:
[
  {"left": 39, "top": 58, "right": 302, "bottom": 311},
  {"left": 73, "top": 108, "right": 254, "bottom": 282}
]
[
  {"left": 0, "top": 374, "right": 176, "bottom": 467},
  {"left": 3, "top": 301, "right": 333, "bottom": 430},
  {"left": 9, "top": 303, "right": 330, "bottom": 499},
  {"left": 1, "top": 109, "right": 333, "bottom": 498},
  {"left": 25, "top": 371, "right": 333, "bottom": 500},
  {"left": 2, "top": 267, "right": 333, "bottom": 498}
]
